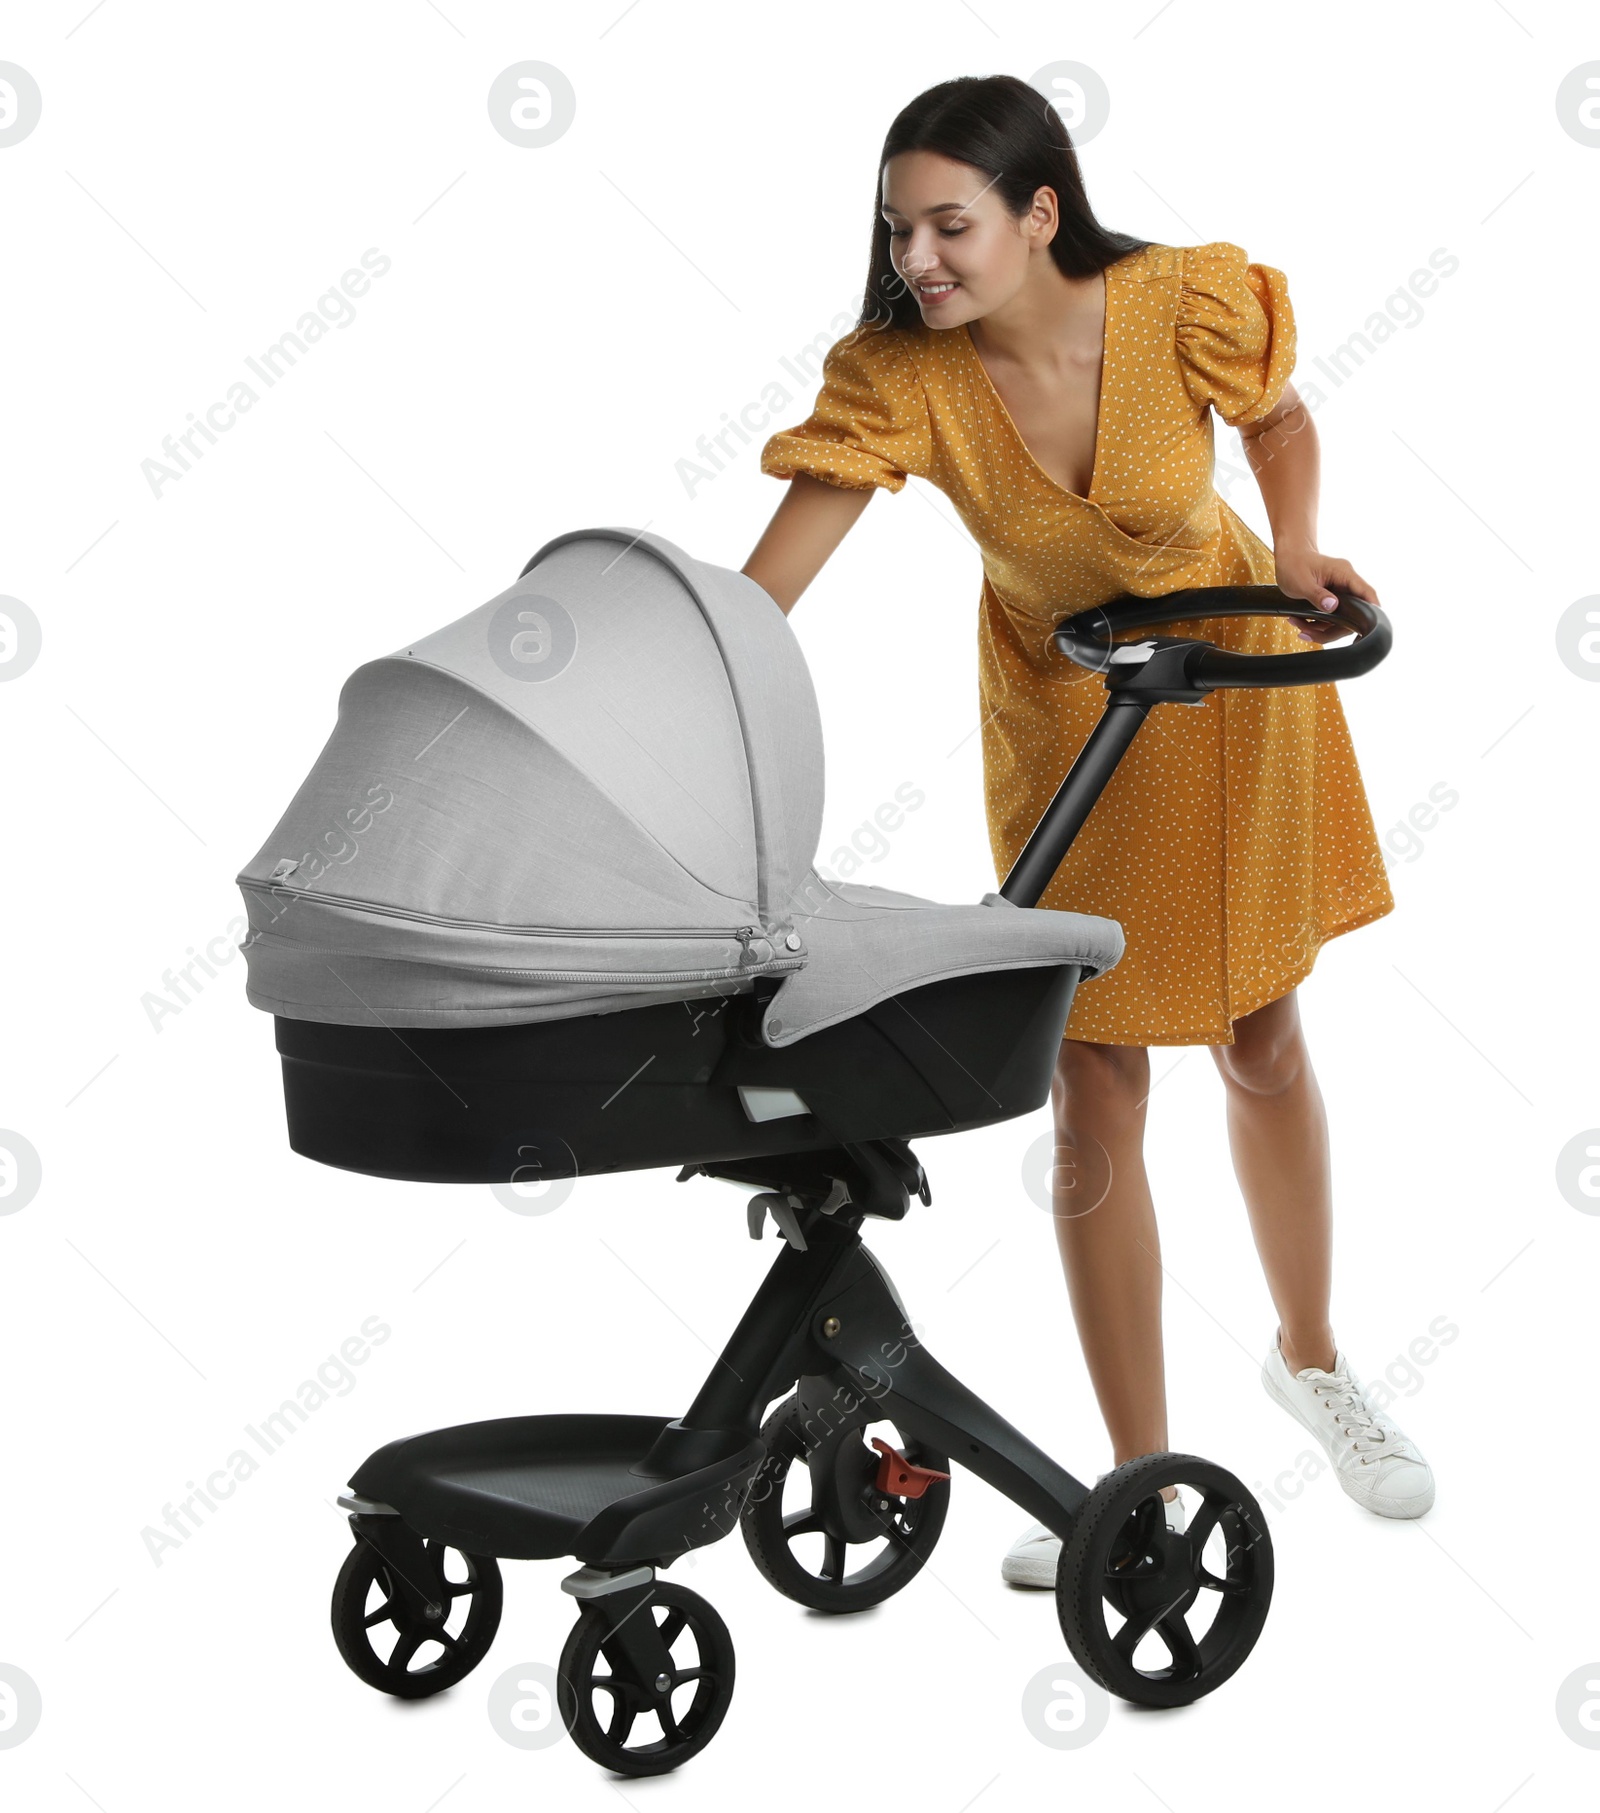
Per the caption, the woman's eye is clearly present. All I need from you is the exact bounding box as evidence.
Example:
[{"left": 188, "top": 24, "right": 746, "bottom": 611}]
[{"left": 884, "top": 226, "right": 966, "bottom": 239}]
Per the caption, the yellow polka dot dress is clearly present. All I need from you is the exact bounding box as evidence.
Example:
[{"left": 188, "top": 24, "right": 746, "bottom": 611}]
[{"left": 760, "top": 240, "right": 1394, "bottom": 1046}]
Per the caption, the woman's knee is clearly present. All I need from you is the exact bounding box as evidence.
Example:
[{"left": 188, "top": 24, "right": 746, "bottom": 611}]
[
  {"left": 1211, "top": 992, "right": 1306, "bottom": 1095},
  {"left": 1052, "top": 1037, "right": 1149, "bottom": 1132}
]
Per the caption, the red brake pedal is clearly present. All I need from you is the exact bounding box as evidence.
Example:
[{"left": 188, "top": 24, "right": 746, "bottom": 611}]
[{"left": 870, "top": 1437, "right": 951, "bottom": 1499}]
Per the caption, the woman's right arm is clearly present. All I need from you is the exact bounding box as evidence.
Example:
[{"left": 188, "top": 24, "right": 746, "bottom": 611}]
[{"left": 741, "top": 473, "right": 874, "bottom": 615}]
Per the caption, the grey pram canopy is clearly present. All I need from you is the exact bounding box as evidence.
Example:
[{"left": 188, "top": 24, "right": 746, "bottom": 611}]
[{"left": 236, "top": 528, "right": 1124, "bottom": 1047}]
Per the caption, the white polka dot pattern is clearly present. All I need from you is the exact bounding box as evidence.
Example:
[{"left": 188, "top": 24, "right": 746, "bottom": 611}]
[{"left": 760, "top": 241, "right": 1394, "bottom": 1046}]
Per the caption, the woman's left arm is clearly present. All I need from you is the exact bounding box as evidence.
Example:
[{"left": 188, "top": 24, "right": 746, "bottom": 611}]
[{"left": 1237, "top": 380, "right": 1381, "bottom": 644}]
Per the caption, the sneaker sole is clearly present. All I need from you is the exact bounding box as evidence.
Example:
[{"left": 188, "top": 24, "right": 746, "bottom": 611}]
[
  {"left": 1001, "top": 1555, "right": 1057, "bottom": 1590},
  {"left": 1261, "top": 1357, "right": 1435, "bottom": 1519}
]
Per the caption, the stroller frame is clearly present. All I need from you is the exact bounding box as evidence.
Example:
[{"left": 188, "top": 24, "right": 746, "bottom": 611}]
[{"left": 319, "top": 584, "right": 1391, "bottom": 1773}]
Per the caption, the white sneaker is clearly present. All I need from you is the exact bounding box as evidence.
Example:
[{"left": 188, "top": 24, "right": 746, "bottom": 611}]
[
  {"left": 1001, "top": 1484, "right": 1187, "bottom": 1590},
  {"left": 1260, "top": 1334, "right": 1435, "bottom": 1518}
]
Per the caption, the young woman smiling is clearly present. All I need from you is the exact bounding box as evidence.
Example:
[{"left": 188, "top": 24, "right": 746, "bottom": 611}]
[{"left": 742, "top": 74, "right": 1435, "bottom": 1587}]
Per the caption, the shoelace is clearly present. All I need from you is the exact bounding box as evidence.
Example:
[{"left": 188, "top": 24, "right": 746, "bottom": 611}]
[{"left": 1306, "top": 1368, "right": 1418, "bottom": 1467}]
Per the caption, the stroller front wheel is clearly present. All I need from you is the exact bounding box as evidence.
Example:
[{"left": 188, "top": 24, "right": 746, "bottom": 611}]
[
  {"left": 330, "top": 1534, "right": 503, "bottom": 1699},
  {"left": 1055, "top": 1452, "right": 1273, "bottom": 1708},
  {"left": 557, "top": 1581, "right": 735, "bottom": 1776}
]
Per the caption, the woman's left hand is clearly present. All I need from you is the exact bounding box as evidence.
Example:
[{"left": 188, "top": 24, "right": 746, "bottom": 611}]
[{"left": 1273, "top": 548, "right": 1381, "bottom": 644}]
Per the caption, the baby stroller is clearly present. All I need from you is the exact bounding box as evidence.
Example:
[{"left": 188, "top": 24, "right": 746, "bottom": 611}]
[{"left": 237, "top": 526, "right": 1389, "bottom": 1775}]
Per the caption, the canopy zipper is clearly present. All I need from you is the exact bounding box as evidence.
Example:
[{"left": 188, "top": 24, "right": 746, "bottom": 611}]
[
  {"left": 240, "top": 932, "right": 804, "bottom": 986},
  {"left": 238, "top": 876, "right": 781, "bottom": 945}
]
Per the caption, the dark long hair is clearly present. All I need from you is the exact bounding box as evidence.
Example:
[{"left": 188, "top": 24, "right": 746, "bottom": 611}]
[{"left": 858, "top": 73, "right": 1151, "bottom": 333}]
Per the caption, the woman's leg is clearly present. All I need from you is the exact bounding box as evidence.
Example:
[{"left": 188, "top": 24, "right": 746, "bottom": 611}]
[
  {"left": 1049, "top": 1036, "right": 1176, "bottom": 1497},
  {"left": 1206, "top": 988, "right": 1337, "bottom": 1375}
]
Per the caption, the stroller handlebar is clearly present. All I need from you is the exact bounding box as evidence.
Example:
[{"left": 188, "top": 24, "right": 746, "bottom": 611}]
[
  {"left": 1052, "top": 584, "right": 1391, "bottom": 693},
  {"left": 998, "top": 584, "right": 1392, "bottom": 909}
]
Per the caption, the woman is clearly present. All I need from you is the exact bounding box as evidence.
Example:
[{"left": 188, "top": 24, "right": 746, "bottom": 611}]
[{"left": 742, "top": 74, "right": 1435, "bottom": 1587}]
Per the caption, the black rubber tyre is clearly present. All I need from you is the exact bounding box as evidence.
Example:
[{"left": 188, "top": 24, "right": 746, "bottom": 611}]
[
  {"left": 1056, "top": 1451, "right": 1273, "bottom": 1708},
  {"left": 556, "top": 1581, "right": 735, "bottom": 1776},
  {"left": 739, "top": 1391, "right": 950, "bottom": 1613},
  {"left": 331, "top": 1535, "right": 503, "bottom": 1699}
]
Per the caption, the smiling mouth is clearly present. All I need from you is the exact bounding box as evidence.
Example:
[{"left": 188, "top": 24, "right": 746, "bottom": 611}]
[{"left": 917, "top": 280, "right": 959, "bottom": 300}]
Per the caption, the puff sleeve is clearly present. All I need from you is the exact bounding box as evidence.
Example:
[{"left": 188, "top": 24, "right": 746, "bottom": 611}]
[
  {"left": 760, "top": 327, "right": 932, "bottom": 494},
  {"left": 1176, "top": 242, "right": 1296, "bottom": 428}
]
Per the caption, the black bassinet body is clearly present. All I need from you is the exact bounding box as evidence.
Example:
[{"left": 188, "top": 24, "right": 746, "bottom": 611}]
[
  {"left": 271, "top": 959, "right": 1083, "bottom": 1185},
  {"left": 238, "top": 528, "right": 1123, "bottom": 1185}
]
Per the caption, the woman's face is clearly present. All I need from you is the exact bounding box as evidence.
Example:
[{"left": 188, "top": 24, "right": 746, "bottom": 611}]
[{"left": 881, "top": 149, "right": 1049, "bottom": 326}]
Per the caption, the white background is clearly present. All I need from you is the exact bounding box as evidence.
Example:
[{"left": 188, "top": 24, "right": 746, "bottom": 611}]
[{"left": 3, "top": 1, "right": 1597, "bottom": 1806}]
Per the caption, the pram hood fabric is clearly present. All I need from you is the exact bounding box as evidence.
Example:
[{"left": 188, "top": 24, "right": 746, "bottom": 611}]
[{"left": 236, "top": 527, "right": 1123, "bottom": 1044}]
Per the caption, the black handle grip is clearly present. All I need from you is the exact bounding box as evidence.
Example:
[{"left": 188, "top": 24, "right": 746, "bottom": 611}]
[{"left": 1054, "top": 584, "right": 1391, "bottom": 691}]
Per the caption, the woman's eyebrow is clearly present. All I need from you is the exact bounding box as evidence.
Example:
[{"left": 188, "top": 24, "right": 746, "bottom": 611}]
[{"left": 880, "top": 200, "right": 971, "bottom": 217}]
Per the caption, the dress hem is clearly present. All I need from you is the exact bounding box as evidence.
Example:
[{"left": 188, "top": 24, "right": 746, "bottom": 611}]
[{"left": 1061, "top": 889, "right": 1394, "bottom": 1049}]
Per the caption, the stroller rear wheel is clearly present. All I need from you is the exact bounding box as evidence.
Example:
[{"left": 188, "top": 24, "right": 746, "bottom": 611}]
[
  {"left": 1055, "top": 1452, "right": 1273, "bottom": 1708},
  {"left": 739, "top": 1391, "right": 951, "bottom": 1612},
  {"left": 557, "top": 1581, "right": 735, "bottom": 1776},
  {"left": 330, "top": 1535, "right": 503, "bottom": 1699}
]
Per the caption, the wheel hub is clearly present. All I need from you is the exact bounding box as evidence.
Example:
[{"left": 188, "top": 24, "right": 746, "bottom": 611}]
[{"left": 1107, "top": 1519, "right": 1201, "bottom": 1624}]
